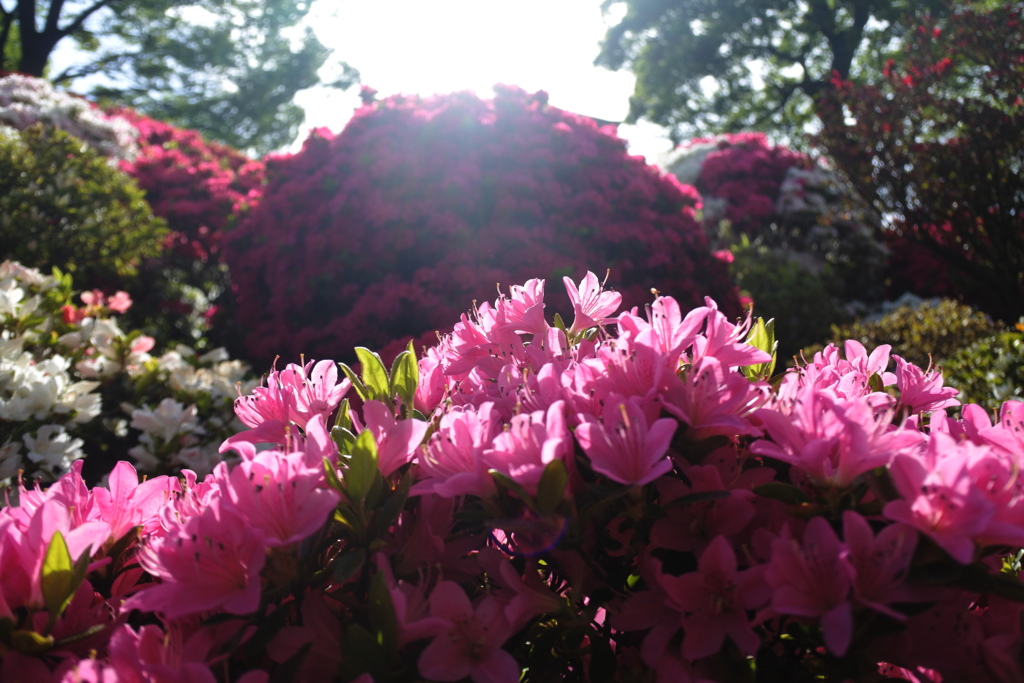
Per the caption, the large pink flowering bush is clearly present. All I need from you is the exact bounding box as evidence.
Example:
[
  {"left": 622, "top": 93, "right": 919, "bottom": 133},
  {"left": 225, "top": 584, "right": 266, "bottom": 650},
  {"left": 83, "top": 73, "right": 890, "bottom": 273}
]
[
  {"left": 223, "top": 85, "right": 737, "bottom": 365},
  {"left": 4, "top": 271, "right": 1024, "bottom": 681},
  {"left": 109, "top": 108, "right": 266, "bottom": 345}
]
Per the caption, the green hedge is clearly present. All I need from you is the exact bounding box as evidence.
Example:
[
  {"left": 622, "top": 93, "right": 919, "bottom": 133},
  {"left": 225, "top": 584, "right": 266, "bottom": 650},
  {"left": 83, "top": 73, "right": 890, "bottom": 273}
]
[{"left": 0, "top": 124, "right": 166, "bottom": 288}]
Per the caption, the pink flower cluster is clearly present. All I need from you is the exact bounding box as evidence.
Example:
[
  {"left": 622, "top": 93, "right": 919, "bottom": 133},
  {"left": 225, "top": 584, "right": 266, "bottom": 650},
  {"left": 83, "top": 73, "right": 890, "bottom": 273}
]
[
  {"left": 4, "top": 272, "right": 1024, "bottom": 681},
  {"left": 686, "top": 132, "right": 806, "bottom": 235},
  {"left": 114, "top": 108, "right": 265, "bottom": 267},
  {"left": 223, "top": 85, "right": 737, "bottom": 366}
]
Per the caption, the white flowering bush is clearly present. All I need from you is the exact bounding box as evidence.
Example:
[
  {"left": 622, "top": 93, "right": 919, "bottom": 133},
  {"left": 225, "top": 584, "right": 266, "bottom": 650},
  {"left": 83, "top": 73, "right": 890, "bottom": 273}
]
[
  {"left": 0, "top": 73, "right": 138, "bottom": 160},
  {"left": 0, "top": 261, "right": 255, "bottom": 493}
]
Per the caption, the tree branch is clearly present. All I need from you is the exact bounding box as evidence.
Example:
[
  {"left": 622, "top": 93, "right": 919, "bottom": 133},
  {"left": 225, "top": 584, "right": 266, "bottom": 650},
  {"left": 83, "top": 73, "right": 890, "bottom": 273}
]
[{"left": 58, "top": 0, "right": 117, "bottom": 39}]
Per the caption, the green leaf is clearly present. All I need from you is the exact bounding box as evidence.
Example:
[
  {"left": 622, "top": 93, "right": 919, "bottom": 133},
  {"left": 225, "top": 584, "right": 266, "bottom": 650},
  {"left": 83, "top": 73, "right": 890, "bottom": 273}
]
[
  {"left": 346, "top": 429, "right": 380, "bottom": 503},
  {"left": 330, "top": 425, "right": 357, "bottom": 455},
  {"left": 536, "top": 460, "right": 568, "bottom": 515},
  {"left": 753, "top": 482, "right": 809, "bottom": 505},
  {"left": 10, "top": 629, "right": 54, "bottom": 655},
  {"left": 340, "top": 622, "right": 385, "bottom": 679},
  {"left": 389, "top": 342, "right": 419, "bottom": 410},
  {"left": 490, "top": 469, "right": 532, "bottom": 504},
  {"left": 369, "top": 570, "right": 399, "bottom": 658},
  {"left": 41, "top": 531, "right": 76, "bottom": 623},
  {"left": 333, "top": 397, "right": 352, "bottom": 430},
  {"left": 323, "top": 456, "right": 345, "bottom": 493},
  {"left": 331, "top": 548, "right": 366, "bottom": 584},
  {"left": 742, "top": 317, "right": 778, "bottom": 381},
  {"left": 338, "top": 362, "right": 371, "bottom": 403},
  {"left": 355, "top": 347, "right": 390, "bottom": 402}
]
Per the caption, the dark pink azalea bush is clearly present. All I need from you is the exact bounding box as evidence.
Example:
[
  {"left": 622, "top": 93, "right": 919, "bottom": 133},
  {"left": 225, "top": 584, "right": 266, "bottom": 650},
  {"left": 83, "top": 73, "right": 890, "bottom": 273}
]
[
  {"left": 5, "top": 271, "right": 1024, "bottom": 681},
  {"left": 112, "top": 109, "right": 266, "bottom": 344},
  {"left": 223, "top": 85, "right": 736, "bottom": 366}
]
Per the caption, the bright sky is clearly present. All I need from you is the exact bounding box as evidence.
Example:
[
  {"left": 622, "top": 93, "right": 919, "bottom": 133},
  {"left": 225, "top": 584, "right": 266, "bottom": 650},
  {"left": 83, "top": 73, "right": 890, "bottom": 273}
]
[{"left": 292, "top": 0, "right": 675, "bottom": 162}]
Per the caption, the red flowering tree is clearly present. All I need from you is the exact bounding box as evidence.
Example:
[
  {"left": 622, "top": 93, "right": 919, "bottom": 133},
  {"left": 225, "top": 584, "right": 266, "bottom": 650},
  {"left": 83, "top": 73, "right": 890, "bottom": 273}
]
[
  {"left": 113, "top": 109, "right": 266, "bottom": 343},
  {"left": 224, "top": 85, "right": 738, "bottom": 365},
  {"left": 816, "top": 4, "right": 1024, "bottom": 322}
]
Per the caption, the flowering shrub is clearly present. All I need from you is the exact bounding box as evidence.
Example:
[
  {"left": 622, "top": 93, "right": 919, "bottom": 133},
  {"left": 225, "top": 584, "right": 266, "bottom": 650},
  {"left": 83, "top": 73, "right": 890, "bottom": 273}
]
[
  {"left": 816, "top": 5, "right": 1024, "bottom": 322},
  {"left": 224, "top": 85, "right": 736, "bottom": 366},
  {"left": 0, "top": 73, "right": 139, "bottom": 160},
  {"left": 0, "top": 261, "right": 254, "bottom": 490},
  {"left": 112, "top": 108, "right": 266, "bottom": 343},
  {"left": 662, "top": 133, "right": 888, "bottom": 355},
  {"left": 5, "top": 271, "right": 1024, "bottom": 681}
]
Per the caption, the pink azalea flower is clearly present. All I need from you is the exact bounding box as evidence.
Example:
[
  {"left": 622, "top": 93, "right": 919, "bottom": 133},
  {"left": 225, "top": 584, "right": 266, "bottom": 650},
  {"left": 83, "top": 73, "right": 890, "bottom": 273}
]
[
  {"left": 765, "top": 518, "right": 854, "bottom": 656},
  {"left": 841, "top": 511, "right": 930, "bottom": 620},
  {"left": 663, "top": 356, "right": 769, "bottom": 440},
  {"left": 415, "top": 403, "right": 500, "bottom": 498},
  {"left": 105, "top": 623, "right": 218, "bottom": 683},
  {"left": 893, "top": 355, "right": 959, "bottom": 416},
  {"left": 649, "top": 463, "right": 760, "bottom": 554},
  {"left": 659, "top": 535, "right": 770, "bottom": 660},
  {"left": 91, "top": 461, "right": 175, "bottom": 541},
  {"left": 225, "top": 449, "right": 340, "bottom": 547},
  {"left": 496, "top": 277, "right": 548, "bottom": 336},
  {"left": 753, "top": 390, "right": 922, "bottom": 488},
  {"left": 417, "top": 581, "right": 519, "bottom": 683},
  {"left": 574, "top": 395, "right": 677, "bottom": 486},
  {"left": 106, "top": 291, "right": 133, "bottom": 313},
  {"left": 483, "top": 400, "right": 571, "bottom": 495},
  {"left": 689, "top": 300, "right": 772, "bottom": 369},
  {"left": 130, "top": 498, "right": 266, "bottom": 619},
  {"left": 360, "top": 400, "right": 429, "bottom": 477},
  {"left": 884, "top": 432, "right": 999, "bottom": 563},
  {"left": 563, "top": 271, "right": 622, "bottom": 334}
]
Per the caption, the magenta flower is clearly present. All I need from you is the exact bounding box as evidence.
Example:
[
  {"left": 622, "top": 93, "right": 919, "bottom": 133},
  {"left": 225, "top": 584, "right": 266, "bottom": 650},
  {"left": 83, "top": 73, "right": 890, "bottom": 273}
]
[
  {"left": 356, "top": 400, "right": 428, "bottom": 476},
  {"left": 483, "top": 400, "right": 571, "bottom": 495},
  {"left": 659, "top": 535, "right": 770, "bottom": 660},
  {"left": 765, "top": 518, "right": 854, "bottom": 656},
  {"left": 563, "top": 271, "right": 622, "bottom": 334},
  {"left": 574, "top": 396, "right": 677, "bottom": 486},
  {"left": 415, "top": 403, "right": 500, "bottom": 498},
  {"left": 225, "top": 449, "right": 340, "bottom": 547},
  {"left": 496, "top": 277, "right": 548, "bottom": 336},
  {"left": 842, "top": 511, "right": 927, "bottom": 620},
  {"left": 664, "top": 357, "right": 768, "bottom": 440},
  {"left": 753, "top": 390, "right": 922, "bottom": 488},
  {"left": 130, "top": 499, "right": 266, "bottom": 619},
  {"left": 417, "top": 581, "right": 519, "bottom": 683},
  {"left": 884, "top": 432, "right": 998, "bottom": 563},
  {"left": 893, "top": 355, "right": 960, "bottom": 416}
]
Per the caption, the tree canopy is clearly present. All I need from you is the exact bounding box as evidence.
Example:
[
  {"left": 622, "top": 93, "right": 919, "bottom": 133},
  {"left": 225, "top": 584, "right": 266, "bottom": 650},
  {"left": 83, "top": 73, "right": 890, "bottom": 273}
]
[
  {"left": 0, "top": 0, "right": 357, "bottom": 153},
  {"left": 595, "top": 0, "right": 949, "bottom": 143},
  {"left": 816, "top": 3, "right": 1024, "bottom": 322}
]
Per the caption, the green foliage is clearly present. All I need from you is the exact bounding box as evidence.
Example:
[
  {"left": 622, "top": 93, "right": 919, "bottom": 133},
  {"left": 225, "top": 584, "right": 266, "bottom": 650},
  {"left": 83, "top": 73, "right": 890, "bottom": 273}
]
[
  {"left": 943, "top": 322, "right": 1024, "bottom": 414},
  {"left": 802, "top": 299, "right": 1002, "bottom": 369},
  {"left": 0, "top": 125, "right": 167, "bottom": 288},
  {"left": 729, "top": 233, "right": 854, "bottom": 363},
  {"left": 596, "top": 0, "right": 949, "bottom": 142}
]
